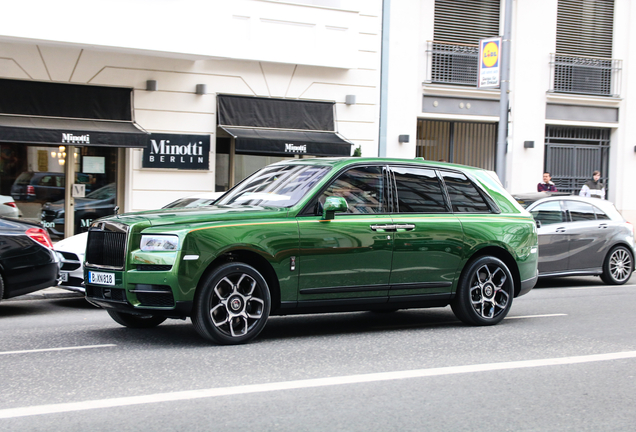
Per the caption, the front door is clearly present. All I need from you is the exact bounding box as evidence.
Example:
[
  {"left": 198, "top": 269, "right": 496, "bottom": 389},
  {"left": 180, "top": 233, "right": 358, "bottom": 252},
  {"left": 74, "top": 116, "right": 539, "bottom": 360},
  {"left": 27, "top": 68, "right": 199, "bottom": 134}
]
[
  {"left": 529, "top": 201, "right": 569, "bottom": 274},
  {"left": 297, "top": 165, "right": 392, "bottom": 302}
]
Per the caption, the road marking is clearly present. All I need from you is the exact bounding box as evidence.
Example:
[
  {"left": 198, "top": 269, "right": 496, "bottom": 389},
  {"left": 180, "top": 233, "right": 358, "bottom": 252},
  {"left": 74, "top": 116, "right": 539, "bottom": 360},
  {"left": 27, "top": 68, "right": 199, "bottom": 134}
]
[
  {"left": 569, "top": 285, "right": 634, "bottom": 290},
  {"left": 505, "top": 313, "right": 567, "bottom": 319},
  {"left": 0, "top": 344, "right": 116, "bottom": 356},
  {"left": 1, "top": 350, "right": 635, "bottom": 419}
]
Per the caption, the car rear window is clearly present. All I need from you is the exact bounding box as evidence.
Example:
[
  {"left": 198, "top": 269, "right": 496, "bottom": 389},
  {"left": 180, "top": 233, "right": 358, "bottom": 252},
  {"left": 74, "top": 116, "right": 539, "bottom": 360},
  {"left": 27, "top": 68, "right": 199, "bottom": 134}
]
[
  {"left": 14, "top": 172, "right": 34, "bottom": 185},
  {"left": 564, "top": 201, "right": 596, "bottom": 221}
]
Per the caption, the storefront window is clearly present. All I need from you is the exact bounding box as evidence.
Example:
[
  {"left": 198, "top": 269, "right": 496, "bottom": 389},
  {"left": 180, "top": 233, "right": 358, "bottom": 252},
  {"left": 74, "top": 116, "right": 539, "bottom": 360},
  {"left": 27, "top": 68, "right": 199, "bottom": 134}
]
[{"left": 1, "top": 143, "right": 118, "bottom": 239}]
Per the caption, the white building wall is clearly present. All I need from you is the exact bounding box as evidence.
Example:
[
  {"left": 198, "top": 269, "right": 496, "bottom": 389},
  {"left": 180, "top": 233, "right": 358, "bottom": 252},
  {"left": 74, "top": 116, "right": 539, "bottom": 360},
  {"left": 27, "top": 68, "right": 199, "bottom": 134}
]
[
  {"left": 506, "top": 0, "right": 559, "bottom": 192},
  {"left": 0, "top": 0, "right": 383, "bottom": 212}
]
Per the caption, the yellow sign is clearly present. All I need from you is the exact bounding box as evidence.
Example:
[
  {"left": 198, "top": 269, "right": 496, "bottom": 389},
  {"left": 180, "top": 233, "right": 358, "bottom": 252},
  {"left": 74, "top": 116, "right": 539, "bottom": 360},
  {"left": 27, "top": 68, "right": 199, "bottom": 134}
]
[
  {"left": 482, "top": 42, "right": 499, "bottom": 68},
  {"left": 478, "top": 37, "right": 502, "bottom": 88}
]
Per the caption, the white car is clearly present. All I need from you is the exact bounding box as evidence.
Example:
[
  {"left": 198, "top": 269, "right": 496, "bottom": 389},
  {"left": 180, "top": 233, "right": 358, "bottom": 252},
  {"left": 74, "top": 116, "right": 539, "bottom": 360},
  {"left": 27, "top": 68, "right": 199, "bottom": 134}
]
[
  {"left": 54, "top": 231, "right": 88, "bottom": 292},
  {"left": 0, "top": 194, "right": 21, "bottom": 218},
  {"left": 53, "top": 191, "right": 224, "bottom": 292}
]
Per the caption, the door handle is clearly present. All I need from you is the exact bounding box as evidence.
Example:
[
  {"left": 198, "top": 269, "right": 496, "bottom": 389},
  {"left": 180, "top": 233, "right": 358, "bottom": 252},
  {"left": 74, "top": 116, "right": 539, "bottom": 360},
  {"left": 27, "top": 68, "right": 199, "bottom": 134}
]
[
  {"left": 395, "top": 224, "right": 415, "bottom": 231},
  {"left": 555, "top": 227, "right": 566, "bottom": 233},
  {"left": 370, "top": 224, "right": 396, "bottom": 232},
  {"left": 598, "top": 223, "right": 608, "bottom": 229}
]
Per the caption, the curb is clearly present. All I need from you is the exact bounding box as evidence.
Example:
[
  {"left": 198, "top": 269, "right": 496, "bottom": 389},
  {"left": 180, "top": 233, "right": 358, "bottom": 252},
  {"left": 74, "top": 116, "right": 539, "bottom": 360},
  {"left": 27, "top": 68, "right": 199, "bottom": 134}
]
[{"left": 6, "top": 287, "right": 84, "bottom": 302}]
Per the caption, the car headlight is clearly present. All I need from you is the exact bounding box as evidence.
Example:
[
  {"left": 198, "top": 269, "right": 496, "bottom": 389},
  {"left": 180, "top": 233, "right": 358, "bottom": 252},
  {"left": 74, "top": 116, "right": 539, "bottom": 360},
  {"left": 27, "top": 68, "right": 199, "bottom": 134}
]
[{"left": 140, "top": 235, "right": 179, "bottom": 251}]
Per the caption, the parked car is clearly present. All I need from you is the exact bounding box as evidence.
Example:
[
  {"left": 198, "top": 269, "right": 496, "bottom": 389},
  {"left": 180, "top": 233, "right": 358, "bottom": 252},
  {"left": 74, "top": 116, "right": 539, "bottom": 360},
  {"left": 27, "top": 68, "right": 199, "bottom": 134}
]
[
  {"left": 10, "top": 172, "right": 65, "bottom": 203},
  {"left": 526, "top": 195, "right": 634, "bottom": 284},
  {"left": 54, "top": 232, "right": 88, "bottom": 293},
  {"left": 0, "top": 217, "right": 59, "bottom": 302},
  {"left": 0, "top": 195, "right": 21, "bottom": 218},
  {"left": 83, "top": 158, "right": 538, "bottom": 345},
  {"left": 11, "top": 171, "right": 94, "bottom": 203},
  {"left": 41, "top": 183, "right": 117, "bottom": 238},
  {"left": 53, "top": 191, "right": 224, "bottom": 293}
]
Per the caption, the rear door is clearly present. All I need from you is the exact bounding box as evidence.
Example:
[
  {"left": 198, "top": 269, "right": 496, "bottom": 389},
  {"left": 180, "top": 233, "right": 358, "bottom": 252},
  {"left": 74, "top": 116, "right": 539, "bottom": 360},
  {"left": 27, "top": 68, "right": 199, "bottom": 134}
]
[
  {"left": 563, "top": 200, "right": 608, "bottom": 271},
  {"left": 388, "top": 165, "right": 462, "bottom": 300}
]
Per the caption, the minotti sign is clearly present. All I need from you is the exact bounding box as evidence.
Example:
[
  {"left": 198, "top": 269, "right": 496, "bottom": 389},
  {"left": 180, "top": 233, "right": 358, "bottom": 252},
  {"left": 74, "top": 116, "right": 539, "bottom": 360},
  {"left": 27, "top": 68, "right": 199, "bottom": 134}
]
[
  {"left": 284, "top": 143, "right": 307, "bottom": 153},
  {"left": 62, "top": 133, "right": 90, "bottom": 144},
  {"left": 142, "top": 133, "right": 210, "bottom": 170}
]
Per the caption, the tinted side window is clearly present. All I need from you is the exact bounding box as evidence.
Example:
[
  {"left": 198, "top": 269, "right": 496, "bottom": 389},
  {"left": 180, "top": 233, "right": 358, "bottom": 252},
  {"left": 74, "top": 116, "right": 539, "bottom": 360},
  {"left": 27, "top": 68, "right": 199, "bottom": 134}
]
[
  {"left": 392, "top": 166, "right": 448, "bottom": 213},
  {"left": 319, "top": 166, "right": 385, "bottom": 214},
  {"left": 442, "top": 172, "right": 490, "bottom": 213},
  {"left": 565, "top": 201, "right": 596, "bottom": 221},
  {"left": 530, "top": 201, "right": 565, "bottom": 225}
]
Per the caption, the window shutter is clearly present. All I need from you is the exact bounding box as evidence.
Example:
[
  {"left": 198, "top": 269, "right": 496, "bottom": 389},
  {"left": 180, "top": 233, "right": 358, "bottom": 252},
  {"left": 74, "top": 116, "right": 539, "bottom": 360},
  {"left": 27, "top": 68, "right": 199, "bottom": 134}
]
[
  {"left": 556, "top": 0, "right": 614, "bottom": 58},
  {"left": 434, "top": 0, "right": 501, "bottom": 45}
]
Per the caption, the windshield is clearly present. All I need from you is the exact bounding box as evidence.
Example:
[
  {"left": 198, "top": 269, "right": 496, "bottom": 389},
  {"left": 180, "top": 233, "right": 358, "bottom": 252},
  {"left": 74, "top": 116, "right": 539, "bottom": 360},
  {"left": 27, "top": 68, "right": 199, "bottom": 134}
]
[
  {"left": 216, "top": 164, "right": 330, "bottom": 208},
  {"left": 86, "top": 183, "right": 116, "bottom": 200}
]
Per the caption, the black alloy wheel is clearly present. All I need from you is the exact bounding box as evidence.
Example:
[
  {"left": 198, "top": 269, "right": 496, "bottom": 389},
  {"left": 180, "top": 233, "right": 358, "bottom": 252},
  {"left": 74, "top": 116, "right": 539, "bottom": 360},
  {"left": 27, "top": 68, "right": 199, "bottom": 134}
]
[
  {"left": 107, "top": 310, "right": 167, "bottom": 328},
  {"left": 451, "top": 256, "right": 514, "bottom": 326},
  {"left": 192, "top": 262, "right": 271, "bottom": 345},
  {"left": 601, "top": 246, "right": 634, "bottom": 285}
]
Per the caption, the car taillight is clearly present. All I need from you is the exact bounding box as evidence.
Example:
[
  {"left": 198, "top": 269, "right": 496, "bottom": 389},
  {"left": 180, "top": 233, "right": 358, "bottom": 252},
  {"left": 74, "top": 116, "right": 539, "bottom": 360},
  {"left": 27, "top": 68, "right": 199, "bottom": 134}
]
[
  {"left": 26, "top": 227, "right": 54, "bottom": 248},
  {"left": 26, "top": 185, "right": 35, "bottom": 197},
  {"left": 3, "top": 201, "right": 17, "bottom": 208}
]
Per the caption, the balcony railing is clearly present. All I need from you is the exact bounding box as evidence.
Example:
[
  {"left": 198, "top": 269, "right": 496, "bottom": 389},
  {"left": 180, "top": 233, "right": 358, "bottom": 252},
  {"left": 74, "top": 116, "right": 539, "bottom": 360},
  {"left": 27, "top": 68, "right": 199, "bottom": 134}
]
[
  {"left": 549, "top": 54, "right": 622, "bottom": 97},
  {"left": 426, "top": 41, "right": 479, "bottom": 86}
]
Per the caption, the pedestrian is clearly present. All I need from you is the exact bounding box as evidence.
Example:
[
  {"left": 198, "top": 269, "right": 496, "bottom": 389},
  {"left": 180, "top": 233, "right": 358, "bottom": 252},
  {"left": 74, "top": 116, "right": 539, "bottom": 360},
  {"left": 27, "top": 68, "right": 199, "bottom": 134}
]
[
  {"left": 579, "top": 170, "right": 605, "bottom": 199},
  {"left": 537, "top": 172, "right": 558, "bottom": 192}
]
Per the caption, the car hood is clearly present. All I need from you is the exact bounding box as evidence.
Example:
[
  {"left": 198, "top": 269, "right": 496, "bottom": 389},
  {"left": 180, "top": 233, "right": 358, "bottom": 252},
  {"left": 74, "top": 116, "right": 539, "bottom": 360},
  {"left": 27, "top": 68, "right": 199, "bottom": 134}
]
[{"left": 107, "top": 205, "right": 290, "bottom": 228}]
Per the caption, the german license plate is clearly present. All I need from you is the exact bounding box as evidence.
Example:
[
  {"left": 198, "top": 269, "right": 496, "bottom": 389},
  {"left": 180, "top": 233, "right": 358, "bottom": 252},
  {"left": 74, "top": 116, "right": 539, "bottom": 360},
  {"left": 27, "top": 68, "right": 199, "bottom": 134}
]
[
  {"left": 60, "top": 272, "right": 68, "bottom": 282},
  {"left": 89, "top": 271, "right": 114, "bottom": 286}
]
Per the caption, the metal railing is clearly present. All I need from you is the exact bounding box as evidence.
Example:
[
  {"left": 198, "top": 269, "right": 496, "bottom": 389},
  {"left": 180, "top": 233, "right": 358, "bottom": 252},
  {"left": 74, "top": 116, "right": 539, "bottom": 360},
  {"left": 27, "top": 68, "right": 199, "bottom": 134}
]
[
  {"left": 549, "top": 54, "right": 622, "bottom": 97},
  {"left": 426, "top": 41, "right": 479, "bottom": 86}
]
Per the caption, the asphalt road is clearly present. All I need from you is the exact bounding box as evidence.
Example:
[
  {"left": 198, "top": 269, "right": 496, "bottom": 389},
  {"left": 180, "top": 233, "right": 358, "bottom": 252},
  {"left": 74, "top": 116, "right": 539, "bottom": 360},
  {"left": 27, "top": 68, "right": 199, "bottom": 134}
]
[{"left": 1, "top": 275, "right": 635, "bottom": 431}]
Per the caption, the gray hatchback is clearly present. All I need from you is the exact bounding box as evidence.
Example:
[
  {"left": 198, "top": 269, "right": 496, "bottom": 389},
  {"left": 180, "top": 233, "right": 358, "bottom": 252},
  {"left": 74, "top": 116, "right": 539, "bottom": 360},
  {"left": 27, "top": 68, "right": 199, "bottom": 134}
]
[{"left": 527, "top": 196, "right": 634, "bottom": 284}]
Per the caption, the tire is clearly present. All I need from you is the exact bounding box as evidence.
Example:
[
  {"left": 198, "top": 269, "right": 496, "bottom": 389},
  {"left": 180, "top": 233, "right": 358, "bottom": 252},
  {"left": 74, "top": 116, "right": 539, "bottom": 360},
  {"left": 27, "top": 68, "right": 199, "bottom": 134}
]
[
  {"left": 0, "top": 273, "right": 4, "bottom": 302},
  {"left": 107, "top": 310, "right": 167, "bottom": 328},
  {"left": 192, "top": 262, "right": 271, "bottom": 345},
  {"left": 451, "top": 256, "right": 514, "bottom": 326},
  {"left": 600, "top": 245, "right": 633, "bottom": 285}
]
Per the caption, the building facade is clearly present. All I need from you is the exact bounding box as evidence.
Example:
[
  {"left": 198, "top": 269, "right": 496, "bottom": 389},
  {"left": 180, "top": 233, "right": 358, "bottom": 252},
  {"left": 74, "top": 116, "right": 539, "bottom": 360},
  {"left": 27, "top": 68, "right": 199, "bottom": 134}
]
[
  {"left": 384, "top": 0, "right": 636, "bottom": 221},
  {"left": 2, "top": 0, "right": 636, "bottom": 239},
  {"left": 0, "top": 0, "right": 383, "bottom": 237}
]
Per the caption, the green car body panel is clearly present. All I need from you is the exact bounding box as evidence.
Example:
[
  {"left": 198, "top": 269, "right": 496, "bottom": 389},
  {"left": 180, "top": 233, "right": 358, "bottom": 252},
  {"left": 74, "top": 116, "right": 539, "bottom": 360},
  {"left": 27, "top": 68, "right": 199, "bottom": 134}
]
[{"left": 84, "top": 158, "right": 538, "bottom": 341}]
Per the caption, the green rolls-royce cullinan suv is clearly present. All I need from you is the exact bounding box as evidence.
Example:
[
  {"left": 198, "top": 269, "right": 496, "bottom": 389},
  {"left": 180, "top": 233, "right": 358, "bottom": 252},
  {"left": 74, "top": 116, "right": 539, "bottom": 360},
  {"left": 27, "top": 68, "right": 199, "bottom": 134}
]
[{"left": 84, "top": 158, "right": 538, "bottom": 344}]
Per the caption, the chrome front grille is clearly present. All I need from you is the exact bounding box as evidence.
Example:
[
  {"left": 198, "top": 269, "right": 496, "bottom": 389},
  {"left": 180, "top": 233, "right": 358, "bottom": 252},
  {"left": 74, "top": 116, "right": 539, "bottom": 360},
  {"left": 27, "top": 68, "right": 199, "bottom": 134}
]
[{"left": 86, "top": 222, "right": 128, "bottom": 270}]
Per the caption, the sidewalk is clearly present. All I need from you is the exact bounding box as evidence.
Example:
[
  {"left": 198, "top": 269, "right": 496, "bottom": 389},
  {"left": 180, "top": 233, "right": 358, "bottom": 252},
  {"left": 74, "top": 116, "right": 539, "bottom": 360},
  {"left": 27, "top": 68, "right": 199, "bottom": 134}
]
[{"left": 6, "top": 287, "right": 84, "bottom": 301}]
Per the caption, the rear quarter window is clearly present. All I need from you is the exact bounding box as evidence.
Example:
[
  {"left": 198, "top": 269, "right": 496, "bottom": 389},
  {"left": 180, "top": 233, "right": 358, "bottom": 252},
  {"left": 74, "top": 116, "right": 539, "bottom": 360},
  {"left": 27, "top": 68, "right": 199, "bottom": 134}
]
[{"left": 442, "top": 172, "right": 491, "bottom": 213}]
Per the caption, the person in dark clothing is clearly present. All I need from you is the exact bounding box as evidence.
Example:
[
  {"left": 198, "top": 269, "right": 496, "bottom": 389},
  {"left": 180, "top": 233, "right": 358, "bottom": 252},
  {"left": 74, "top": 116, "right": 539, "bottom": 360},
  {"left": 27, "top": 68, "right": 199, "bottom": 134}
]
[
  {"left": 537, "top": 172, "right": 558, "bottom": 192},
  {"left": 579, "top": 170, "right": 605, "bottom": 199}
]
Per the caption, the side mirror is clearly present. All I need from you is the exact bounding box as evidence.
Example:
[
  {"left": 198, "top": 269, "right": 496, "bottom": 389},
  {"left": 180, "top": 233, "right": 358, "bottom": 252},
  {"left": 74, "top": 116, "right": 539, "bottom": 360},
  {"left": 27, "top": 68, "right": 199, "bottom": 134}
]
[
  {"left": 322, "top": 196, "right": 348, "bottom": 220},
  {"left": 535, "top": 219, "right": 541, "bottom": 229}
]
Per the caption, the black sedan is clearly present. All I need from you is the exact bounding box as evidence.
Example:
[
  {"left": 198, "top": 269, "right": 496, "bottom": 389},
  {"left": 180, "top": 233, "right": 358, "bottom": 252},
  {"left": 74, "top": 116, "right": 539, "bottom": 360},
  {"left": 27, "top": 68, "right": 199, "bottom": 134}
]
[{"left": 0, "top": 217, "right": 60, "bottom": 301}]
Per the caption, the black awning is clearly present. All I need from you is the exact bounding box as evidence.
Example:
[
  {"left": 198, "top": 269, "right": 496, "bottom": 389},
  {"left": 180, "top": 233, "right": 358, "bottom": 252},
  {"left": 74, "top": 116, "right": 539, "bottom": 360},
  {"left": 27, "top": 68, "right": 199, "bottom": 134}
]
[
  {"left": 220, "top": 127, "right": 353, "bottom": 157},
  {"left": 0, "top": 115, "right": 148, "bottom": 148},
  {"left": 217, "top": 95, "right": 334, "bottom": 131}
]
